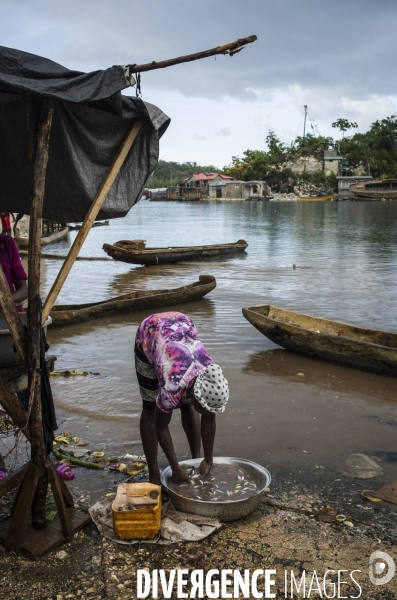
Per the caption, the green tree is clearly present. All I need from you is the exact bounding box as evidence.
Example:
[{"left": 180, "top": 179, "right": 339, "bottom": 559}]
[
  {"left": 291, "top": 133, "right": 333, "bottom": 160},
  {"left": 223, "top": 150, "right": 271, "bottom": 181},
  {"left": 332, "top": 118, "right": 358, "bottom": 138},
  {"left": 149, "top": 160, "right": 219, "bottom": 188},
  {"left": 337, "top": 116, "right": 397, "bottom": 178}
]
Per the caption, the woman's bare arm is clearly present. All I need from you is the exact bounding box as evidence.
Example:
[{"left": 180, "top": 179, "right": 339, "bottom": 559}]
[{"left": 12, "top": 279, "right": 28, "bottom": 305}]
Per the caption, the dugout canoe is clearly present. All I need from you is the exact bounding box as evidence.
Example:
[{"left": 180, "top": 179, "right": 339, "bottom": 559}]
[
  {"left": 102, "top": 239, "right": 248, "bottom": 265},
  {"left": 242, "top": 304, "right": 397, "bottom": 377},
  {"left": 16, "top": 226, "right": 69, "bottom": 248},
  {"left": 49, "top": 275, "right": 216, "bottom": 327},
  {"left": 299, "top": 194, "right": 333, "bottom": 201}
]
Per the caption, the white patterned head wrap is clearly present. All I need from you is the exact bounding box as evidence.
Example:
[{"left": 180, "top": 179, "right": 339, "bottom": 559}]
[{"left": 193, "top": 364, "right": 229, "bottom": 414}]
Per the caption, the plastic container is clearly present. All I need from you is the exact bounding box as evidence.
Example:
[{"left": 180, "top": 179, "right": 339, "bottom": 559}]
[{"left": 112, "top": 482, "right": 161, "bottom": 540}]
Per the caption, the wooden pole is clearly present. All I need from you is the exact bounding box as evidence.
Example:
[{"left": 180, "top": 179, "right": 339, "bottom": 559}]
[
  {"left": 0, "top": 268, "right": 27, "bottom": 367},
  {"left": 27, "top": 99, "right": 53, "bottom": 530},
  {"left": 42, "top": 120, "right": 142, "bottom": 322},
  {"left": 0, "top": 384, "right": 31, "bottom": 442},
  {"left": 128, "top": 35, "right": 257, "bottom": 73}
]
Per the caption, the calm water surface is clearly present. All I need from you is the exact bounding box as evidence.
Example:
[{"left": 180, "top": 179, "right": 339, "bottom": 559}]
[{"left": 26, "top": 200, "right": 397, "bottom": 493}]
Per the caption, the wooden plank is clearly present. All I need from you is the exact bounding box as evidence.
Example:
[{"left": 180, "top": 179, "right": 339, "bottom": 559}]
[
  {"left": 0, "top": 266, "right": 27, "bottom": 367},
  {"left": 0, "top": 509, "right": 91, "bottom": 560},
  {"left": 0, "top": 462, "right": 30, "bottom": 498},
  {"left": 45, "top": 458, "right": 74, "bottom": 508},
  {"left": 46, "top": 465, "right": 72, "bottom": 540},
  {"left": 0, "top": 383, "right": 31, "bottom": 441},
  {"left": 27, "top": 99, "right": 54, "bottom": 531},
  {"left": 42, "top": 121, "right": 142, "bottom": 323},
  {"left": 57, "top": 475, "right": 74, "bottom": 508},
  {"left": 4, "top": 463, "right": 39, "bottom": 552}
]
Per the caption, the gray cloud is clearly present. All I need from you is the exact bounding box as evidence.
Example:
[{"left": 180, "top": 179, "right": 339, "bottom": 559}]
[{"left": 2, "top": 0, "right": 397, "bottom": 102}]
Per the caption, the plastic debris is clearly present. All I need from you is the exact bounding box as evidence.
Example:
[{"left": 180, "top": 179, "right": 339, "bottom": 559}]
[
  {"left": 361, "top": 489, "right": 383, "bottom": 503},
  {"left": 57, "top": 464, "right": 75, "bottom": 480},
  {"left": 93, "top": 452, "right": 105, "bottom": 461},
  {"left": 55, "top": 436, "right": 70, "bottom": 445},
  {"left": 108, "top": 462, "right": 122, "bottom": 471}
]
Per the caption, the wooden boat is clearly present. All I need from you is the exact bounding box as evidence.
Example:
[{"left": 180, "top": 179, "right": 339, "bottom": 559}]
[
  {"left": 300, "top": 194, "right": 333, "bottom": 202},
  {"left": 68, "top": 221, "right": 109, "bottom": 230},
  {"left": 103, "top": 239, "right": 248, "bottom": 265},
  {"left": 349, "top": 179, "right": 397, "bottom": 201},
  {"left": 16, "top": 226, "right": 69, "bottom": 248},
  {"left": 242, "top": 304, "right": 397, "bottom": 377},
  {"left": 49, "top": 275, "right": 216, "bottom": 326}
]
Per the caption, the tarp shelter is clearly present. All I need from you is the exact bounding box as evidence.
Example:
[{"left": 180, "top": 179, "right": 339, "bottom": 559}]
[
  {"left": 0, "top": 46, "right": 170, "bottom": 221},
  {"left": 0, "top": 46, "right": 171, "bottom": 555}
]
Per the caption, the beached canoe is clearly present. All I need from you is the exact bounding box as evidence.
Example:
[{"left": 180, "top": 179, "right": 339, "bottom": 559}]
[
  {"left": 16, "top": 226, "right": 69, "bottom": 248},
  {"left": 242, "top": 304, "right": 397, "bottom": 377},
  {"left": 299, "top": 194, "right": 333, "bottom": 201},
  {"left": 102, "top": 239, "right": 248, "bottom": 265},
  {"left": 49, "top": 275, "right": 216, "bottom": 326}
]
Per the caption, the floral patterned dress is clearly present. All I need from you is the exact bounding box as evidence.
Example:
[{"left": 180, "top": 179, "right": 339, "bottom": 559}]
[{"left": 135, "top": 312, "right": 213, "bottom": 413}]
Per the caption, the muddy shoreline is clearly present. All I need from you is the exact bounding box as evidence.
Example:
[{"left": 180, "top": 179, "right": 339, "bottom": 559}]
[
  {"left": 1, "top": 201, "right": 397, "bottom": 597},
  {"left": 0, "top": 466, "right": 396, "bottom": 598}
]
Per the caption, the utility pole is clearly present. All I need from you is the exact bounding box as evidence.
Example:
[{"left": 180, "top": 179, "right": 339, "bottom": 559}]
[{"left": 303, "top": 105, "right": 307, "bottom": 137}]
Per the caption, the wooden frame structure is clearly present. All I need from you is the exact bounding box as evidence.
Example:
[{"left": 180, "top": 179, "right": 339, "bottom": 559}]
[
  {"left": 0, "top": 100, "right": 142, "bottom": 557},
  {"left": 0, "top": 34, "right": 257, "bottom": 557}
]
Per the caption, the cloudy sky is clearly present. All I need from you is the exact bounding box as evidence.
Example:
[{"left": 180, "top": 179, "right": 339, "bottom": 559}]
[{"left": 2, "top": 0, "right": 397, "bottom": 168}]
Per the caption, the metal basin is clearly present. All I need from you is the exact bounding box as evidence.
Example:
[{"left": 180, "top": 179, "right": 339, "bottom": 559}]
[
  {"left": 161, "top": 457, "right": 271, "bottom": 522},
  {"left": 0, "top": 313, "right": 52, "bottom": 367}
]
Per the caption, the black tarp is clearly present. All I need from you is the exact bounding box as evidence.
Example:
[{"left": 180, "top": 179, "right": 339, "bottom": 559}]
[{"left": 0, "top": 46, "right": 170, "bottom": 222}]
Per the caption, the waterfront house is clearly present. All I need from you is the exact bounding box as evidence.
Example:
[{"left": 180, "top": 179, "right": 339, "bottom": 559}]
[
  {"left": 209, "top": 180, "right": 244, "bottom": 199},
  {"left": 242, "top": 181, "right": 272, "bottom": 199},
  {"left": 184, "top": 172, "right": 233, "bottom": 196}
]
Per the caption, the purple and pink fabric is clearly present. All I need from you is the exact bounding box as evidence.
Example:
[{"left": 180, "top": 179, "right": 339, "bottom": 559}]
[
  {"left": 136, "top": 312, "right": 213, "bottom": 413},
  {"left": 0, "top": 234, "right": 27, "bottom": 312}
]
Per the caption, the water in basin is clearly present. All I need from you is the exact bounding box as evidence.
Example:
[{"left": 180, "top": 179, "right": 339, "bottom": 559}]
[{"left": 168, "top": 462, "right": 261, "bottom": 502}]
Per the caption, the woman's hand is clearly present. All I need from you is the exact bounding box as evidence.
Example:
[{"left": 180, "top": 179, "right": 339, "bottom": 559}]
[
  {"left": 198, "top": 459, "right": 212, "bottom": 479},
  {"left": 170, "top": 467, "right": 190, "bottom": 485}
]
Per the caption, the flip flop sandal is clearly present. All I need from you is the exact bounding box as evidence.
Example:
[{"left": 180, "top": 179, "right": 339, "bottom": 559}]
[{"left": 0, "top": 471, "right": 6, "bottom": 480}]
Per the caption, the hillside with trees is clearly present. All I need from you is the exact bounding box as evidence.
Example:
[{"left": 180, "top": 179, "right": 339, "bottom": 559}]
[{"left": 149, "top": 160, "right": 220, "bottom": 188}]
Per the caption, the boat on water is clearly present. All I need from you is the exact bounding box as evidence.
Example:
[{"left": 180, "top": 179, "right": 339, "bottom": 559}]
[
  {"left": 103, "top": 239, "right": 248, "bottom": 266},
  {"left": 50, "top": 275, "right": 216, "bottom": 326},
  {"left": 242, "top": 304, "right": 397, "bottom": 377},
  {"left": 349, "top": 179, "right": 397, "bottom": 201},
  {"left": 68, "top": 221, "right": 109, "bottom": 230},
  {"left": 15, "top": 226, "right": 69, "bottom": 248},
  {"left": 300, "top": 192, "right": 334, "bottom": 202}
]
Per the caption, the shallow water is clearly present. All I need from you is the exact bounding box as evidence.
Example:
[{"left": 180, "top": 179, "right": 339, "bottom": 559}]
[{"left": 15, "top": 199, "right": 397, "bottom": 498}]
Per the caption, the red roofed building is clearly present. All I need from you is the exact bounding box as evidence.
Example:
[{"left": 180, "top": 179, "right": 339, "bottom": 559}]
[{"left": 184, "top": 172, "right": 233, "bottom": 196}]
